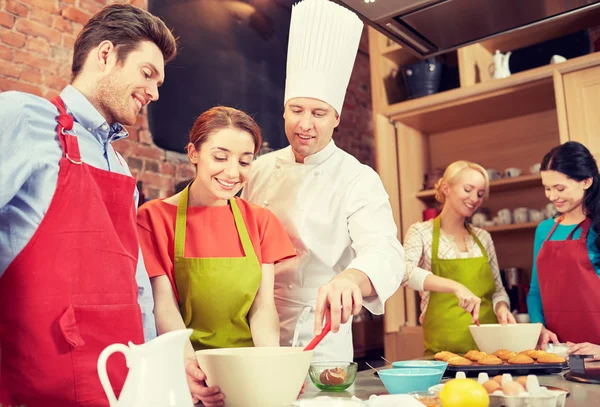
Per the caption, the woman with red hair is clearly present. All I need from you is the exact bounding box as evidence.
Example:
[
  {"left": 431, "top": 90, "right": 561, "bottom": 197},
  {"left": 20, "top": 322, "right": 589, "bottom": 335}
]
[{"left": 137, "top": 107, "right": 295, "bottom": 406}]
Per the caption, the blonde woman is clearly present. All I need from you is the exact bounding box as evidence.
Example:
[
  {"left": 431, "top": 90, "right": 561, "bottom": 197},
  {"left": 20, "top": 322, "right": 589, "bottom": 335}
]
[{"left": 404, "top": 160, "right": 515, "bottom": 355}]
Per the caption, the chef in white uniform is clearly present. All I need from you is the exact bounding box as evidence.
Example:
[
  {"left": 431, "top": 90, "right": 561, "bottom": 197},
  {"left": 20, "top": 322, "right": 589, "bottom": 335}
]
[{"left": 242, "top": 0, "right": 404, "bottom": 362}]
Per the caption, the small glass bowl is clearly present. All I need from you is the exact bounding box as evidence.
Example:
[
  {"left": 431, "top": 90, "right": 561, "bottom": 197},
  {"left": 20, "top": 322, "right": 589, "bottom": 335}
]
[
  {"left": 308, "top": 361, "right": 358, "bottom": 391},
  {"left": 408, "top": 391, "right": 441, "bottom": 407}
]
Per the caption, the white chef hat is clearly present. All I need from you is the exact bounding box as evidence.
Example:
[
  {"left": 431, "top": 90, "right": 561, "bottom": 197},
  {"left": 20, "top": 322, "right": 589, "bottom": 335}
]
[{"left": 284, "top": 0, "right": 363, "bottom": 116}]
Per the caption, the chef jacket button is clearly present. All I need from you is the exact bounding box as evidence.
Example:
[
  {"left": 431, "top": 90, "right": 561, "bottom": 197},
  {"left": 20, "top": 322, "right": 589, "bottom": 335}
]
[
  {"left": 263, "top": 201, "right": 269, "bottom": 207},
  {"left": 87, "top": 127, "right": 92, "bottom": 132},
  {"left": 101, "top": 124, "right": 108, "bottom": 131},
  {"left": 288, "top": 284, "right": 293, "bottom": 289}
]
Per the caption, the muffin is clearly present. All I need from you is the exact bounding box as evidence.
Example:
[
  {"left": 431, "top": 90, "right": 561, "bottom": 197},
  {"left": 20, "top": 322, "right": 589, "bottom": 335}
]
[
  {"left": 537, "top": 354, "right": 566, "bottom": 364},
  {"left": 508, "top": 354, "right": 534, "bottom": 364},
  {"left": 479, "top": 355, "right": 503, "bottom": 365},
  {"left": 498, "top": 351, "right": 517, "bottom": 361},
  {"left": 464, "top": 350, "right": 479, "bottom": 360},
  {"left": 447, "top": 356, "right": 473, "bottom": 366},
  {"left": 434, "top": 351, "right": 457, "bottom": 361}
]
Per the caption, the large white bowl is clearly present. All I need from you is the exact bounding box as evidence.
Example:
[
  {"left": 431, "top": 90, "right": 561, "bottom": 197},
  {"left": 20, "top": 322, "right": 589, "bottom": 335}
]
[
  {"left": 196, "top": 347, "right": 313, "bottom": 407},
  {"left": 469, "top": 323, "right": 543, "bottom": 353}
]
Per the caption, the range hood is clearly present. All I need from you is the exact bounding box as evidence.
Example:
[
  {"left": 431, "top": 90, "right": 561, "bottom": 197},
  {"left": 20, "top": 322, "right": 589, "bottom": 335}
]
[{"left": 333, "top": 0, "right": 600, "bottom": 58}]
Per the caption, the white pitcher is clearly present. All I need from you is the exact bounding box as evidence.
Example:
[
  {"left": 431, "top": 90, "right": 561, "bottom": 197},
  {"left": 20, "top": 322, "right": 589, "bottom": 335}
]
[
  {"left": 97, "top": 329, "right": 194, "bottom": 407},
  {"left": 490, "top": 49, "right": 512, "bottom": 79}
]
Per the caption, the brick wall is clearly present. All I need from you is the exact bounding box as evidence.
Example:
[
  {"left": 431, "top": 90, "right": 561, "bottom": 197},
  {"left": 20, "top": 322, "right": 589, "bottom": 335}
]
[
  {"left": 0, "top": 0, "right": 375, "bottom": 200},
  {"left": 336, "top": 28, "right": 375, "bottom": 169}
]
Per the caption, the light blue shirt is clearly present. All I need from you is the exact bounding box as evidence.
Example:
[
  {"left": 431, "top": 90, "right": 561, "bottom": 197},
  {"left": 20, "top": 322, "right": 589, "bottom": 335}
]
[
  {"left": 527, "top": 217, "right": 600, "bottom": 325},
  {"left": 0, "top": 85, "right": 156, "bottom": 341}
]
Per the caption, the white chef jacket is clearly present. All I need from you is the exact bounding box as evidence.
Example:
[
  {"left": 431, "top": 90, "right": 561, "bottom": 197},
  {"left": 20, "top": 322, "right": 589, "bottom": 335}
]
[{"left": 242, "top": 140, "right": 404, "bottom": 362}]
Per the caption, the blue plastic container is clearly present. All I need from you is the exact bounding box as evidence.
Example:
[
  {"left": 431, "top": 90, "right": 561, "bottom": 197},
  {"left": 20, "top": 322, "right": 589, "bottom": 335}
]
[{"left": 378, "top": 368, "right": 445, "bottom": 394}]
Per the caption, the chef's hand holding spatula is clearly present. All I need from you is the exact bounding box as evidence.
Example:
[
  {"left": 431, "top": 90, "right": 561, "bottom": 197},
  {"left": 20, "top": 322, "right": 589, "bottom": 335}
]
[{"left": 313, "top": 270, "right": 365, "bottom": 336}]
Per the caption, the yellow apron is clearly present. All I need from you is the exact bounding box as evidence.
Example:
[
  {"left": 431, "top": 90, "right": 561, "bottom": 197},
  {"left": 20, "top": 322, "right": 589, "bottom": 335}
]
[
  {"left": 173, "top": 185, "right": 262, "bottom": 350},
  {"left": 423, "top": 216, "right": 497, "bottom": 355}
]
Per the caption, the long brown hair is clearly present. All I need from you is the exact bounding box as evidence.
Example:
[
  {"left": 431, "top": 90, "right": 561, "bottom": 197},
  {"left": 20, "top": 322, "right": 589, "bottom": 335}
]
[
  {"left": 189, "top": 107, "right": 262, "bottom": 155},
  {"left": 72, "top": 4, "right": 177, "bottom": 79}
]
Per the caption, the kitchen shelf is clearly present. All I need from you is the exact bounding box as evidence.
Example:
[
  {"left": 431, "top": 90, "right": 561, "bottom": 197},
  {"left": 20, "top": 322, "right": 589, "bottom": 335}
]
[
  {"left": 381, "top": 43, "right": 419, "bottom": 68},
  {"left": 415, "top": 174, "right": 542, "bottom": 200},
  {"left": 383, "top": 52, "right": 600, "bottom": 134},
  {"left": 483, "top": 221, "right": 540, "bottom": 233}
]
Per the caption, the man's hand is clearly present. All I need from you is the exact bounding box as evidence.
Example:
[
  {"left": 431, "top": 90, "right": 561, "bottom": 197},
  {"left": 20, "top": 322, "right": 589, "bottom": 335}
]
[
  {"left": 537, "top": 326, "right": 559, "bottom": 350},
  {"left": 185, "top": 360, "right": 224, "bottom": 406},
  {"left": 314, "top": 273, "right": 363, "bottom": 335},
  {"left": 452, "top": 284, "right": 481, "bottom": 323},
  {"left": 567, "top": 341, "right": 600, "bottom": 359},
  {"left": 495, "top": 302, "right": 516, "bottom": 325}
]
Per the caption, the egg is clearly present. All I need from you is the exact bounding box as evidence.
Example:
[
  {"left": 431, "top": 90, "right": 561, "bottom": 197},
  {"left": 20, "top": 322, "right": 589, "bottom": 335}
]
[
  {"left": 319, "top": 367, "right": 346, "bottom": 385},
  {"left": 492, "top": 375, "right": 503, "bottom": 384},
  {"left": 482, "top": 380, "right": 501, "bottom": 394},
  {"left": 502, "top": 381, "right": 526, "bottom": 396},
  {"left": 516, "top": 376, "right": 528, "bottom": 388}
]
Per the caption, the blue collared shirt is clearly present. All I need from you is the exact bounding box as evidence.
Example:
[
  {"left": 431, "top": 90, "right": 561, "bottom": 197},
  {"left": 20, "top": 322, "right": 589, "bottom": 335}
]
[{"left": 0, "top": 85, "right": 157, "bottom": 341}]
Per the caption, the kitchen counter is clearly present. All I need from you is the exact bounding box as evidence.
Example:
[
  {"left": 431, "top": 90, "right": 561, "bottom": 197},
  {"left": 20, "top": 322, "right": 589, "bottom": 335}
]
[{"left": 300, "top": 370, "right": 600, "bottom": 406}]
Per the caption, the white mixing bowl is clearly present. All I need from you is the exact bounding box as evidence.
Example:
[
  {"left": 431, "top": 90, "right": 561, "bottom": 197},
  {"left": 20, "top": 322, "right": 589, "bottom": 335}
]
[{"left": 196, "top": 347, "right": 313, "bottom": 407}]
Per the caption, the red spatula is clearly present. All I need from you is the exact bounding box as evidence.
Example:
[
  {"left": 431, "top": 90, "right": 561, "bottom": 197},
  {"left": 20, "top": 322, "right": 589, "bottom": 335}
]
[{"left": 304, "top": 320, "right": 332, "bottom": 351}]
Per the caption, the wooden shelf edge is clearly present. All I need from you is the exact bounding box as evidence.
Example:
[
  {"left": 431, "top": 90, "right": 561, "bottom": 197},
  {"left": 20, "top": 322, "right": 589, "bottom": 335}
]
[
  {"left": 383, "top": 52, "right": 600, "bottom": 120},
  {"left": 415, "top": 174, "right": 542, "bottom": 199},
  {"left": 483, "top": 222, "right": 540, "bottom": 233}
]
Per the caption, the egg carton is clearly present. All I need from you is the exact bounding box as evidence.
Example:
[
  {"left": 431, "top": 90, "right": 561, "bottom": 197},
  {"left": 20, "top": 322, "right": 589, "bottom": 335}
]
[{"left": 429, "top": 372, "right": 567, "bottom": 407}]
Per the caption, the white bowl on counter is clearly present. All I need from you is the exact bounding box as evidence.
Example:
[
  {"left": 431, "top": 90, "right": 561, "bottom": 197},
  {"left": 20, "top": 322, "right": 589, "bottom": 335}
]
[
  {"left": 469, "top": 323, "right": 543, "bottom": 353},
  {"left": 196, "top": 346, "right": 313, "bottom": 407}
]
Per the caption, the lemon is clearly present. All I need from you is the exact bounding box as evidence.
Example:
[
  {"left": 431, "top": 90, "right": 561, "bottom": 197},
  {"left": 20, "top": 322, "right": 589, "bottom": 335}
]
[{"left": 439, "top": 378, "right": 490, "bottom": 407}]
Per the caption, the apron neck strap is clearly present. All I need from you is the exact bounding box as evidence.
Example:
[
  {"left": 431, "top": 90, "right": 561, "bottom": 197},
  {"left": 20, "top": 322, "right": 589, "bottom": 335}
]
[
  {"left": 174, "top": 184, "right": 191, "bottom": 258},
  {"left": 432, "top": 216, "right": 487, "bottom": 260},
  {"left": 566, "top": 217, "right": 592, "bottom": 240},
  {"left": 467, "top": 224, "right": 488, "bottom": 259},
  {"left": 432, "top": 216, "right": 442, "bottom": 262},
  {"left": 229, "top": 197, "right": 255, "bottom": 258},
  {"left": 174, "top": 184, "right": 255, "bottom": 259},
  {"left": 544, "top": 216, "right": 562, "bottom": 242},
  {"left": 50, "top": 96, "right": 81, "bottom": 164}
]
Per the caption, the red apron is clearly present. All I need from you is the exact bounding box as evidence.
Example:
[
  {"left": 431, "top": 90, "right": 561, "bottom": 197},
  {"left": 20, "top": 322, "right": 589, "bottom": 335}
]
[
  {"left": 536, "top": 216, "right": 600, "bottom": 343},
  {"left": 0, "top": 96, "right": 145, "bottom": 407}
]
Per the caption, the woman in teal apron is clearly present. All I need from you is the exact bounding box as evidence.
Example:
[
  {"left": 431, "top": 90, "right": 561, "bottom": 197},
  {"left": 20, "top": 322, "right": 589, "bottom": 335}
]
[
  {"left": 403, "top": 160, "right": 516, "bottom": 355},
  {"left": 137, "top": 107, "right": 296, "bottom": 406}
]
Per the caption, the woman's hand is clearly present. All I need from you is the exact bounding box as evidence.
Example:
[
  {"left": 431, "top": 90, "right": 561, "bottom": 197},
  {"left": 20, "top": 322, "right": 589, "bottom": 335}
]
[
  {"left": 537, "top": 326, "right": 559, "bottom": 350},
  {"left": 495, "top": 302, "right": 516, "bottom": 325},
  {"left": 567, "top": 342, "right": 600, "bottom": 359},
  {"left": 452, "top": 284, "right": 481, "bottom": 323},
  {"left": 185, "top": 359, "right": 224, "bottom": 406}
]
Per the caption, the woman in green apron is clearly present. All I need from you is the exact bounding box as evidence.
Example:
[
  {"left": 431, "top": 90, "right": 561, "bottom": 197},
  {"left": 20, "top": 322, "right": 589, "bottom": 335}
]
[
  {"left": 137, "top": 107, "right": 296, "bottom": 406},
  {"left": 404, "top": 161, "right": 516, "bottom": 355}
]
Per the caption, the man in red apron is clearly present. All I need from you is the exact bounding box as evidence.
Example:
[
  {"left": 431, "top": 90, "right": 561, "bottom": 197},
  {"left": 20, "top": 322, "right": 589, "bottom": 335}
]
[{"left": 0, "top": 5, "right": 177, "bottom": 406}]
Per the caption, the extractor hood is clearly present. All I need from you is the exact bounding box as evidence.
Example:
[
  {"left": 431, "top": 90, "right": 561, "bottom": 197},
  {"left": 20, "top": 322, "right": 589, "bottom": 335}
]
[{"left": 333, "top": 0, "right": 600, "bottom": 58}]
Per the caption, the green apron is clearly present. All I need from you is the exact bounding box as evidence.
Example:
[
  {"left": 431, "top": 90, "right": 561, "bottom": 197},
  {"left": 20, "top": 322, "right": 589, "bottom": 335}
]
[
  {"left": 423, "top": 216, "right": 498, "bottom": 355},
  {"left": 173, "top": 185, "right": 262, "bottom": 350}
]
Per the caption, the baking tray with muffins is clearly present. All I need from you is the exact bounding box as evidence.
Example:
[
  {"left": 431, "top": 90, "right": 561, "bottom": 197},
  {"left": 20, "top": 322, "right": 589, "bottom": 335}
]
[{"left": 434, "top": 349, "right": 568, "bottom": 377}]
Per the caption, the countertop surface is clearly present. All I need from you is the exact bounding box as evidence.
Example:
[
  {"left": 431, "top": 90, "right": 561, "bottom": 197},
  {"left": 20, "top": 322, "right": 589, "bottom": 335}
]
[{"left": 299, "top": 369, "right": 600, "bottom": 405}]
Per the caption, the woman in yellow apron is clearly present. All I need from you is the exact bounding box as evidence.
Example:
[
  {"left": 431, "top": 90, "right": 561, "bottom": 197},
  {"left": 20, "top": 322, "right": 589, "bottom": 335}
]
[
  {"left": 137, "top": 107, "right": 296, "bottom": 406},
  {"left": 404, "top": 161, "right": 516, "bottom": 355}
]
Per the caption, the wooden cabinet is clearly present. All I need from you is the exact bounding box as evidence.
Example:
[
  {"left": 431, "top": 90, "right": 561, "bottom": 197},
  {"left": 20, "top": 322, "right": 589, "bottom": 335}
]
[
  {"left": 368, "top": 25, "right": 600, "bottom": 361},
  {"left": 562, "top": 65, "right": 600, "bottom": 159}
]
